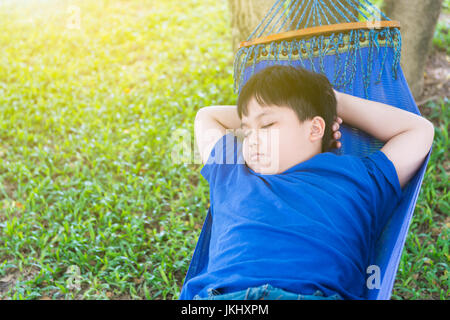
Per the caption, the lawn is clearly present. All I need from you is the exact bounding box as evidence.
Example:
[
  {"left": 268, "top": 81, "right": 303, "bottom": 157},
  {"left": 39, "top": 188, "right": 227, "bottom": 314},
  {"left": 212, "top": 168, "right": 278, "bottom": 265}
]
[{"left": 0, "top": 0, "right": 448, "bottom": 300}]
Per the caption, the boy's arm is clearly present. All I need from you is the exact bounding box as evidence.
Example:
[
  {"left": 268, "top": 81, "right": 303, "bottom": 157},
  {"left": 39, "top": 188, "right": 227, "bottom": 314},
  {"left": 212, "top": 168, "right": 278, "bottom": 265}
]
[
  {"left": 194, "top": 106, "right": 242, "bottom": 165},
  {"left": 334, "top": 90, "right": 434, "bottom": 188}
]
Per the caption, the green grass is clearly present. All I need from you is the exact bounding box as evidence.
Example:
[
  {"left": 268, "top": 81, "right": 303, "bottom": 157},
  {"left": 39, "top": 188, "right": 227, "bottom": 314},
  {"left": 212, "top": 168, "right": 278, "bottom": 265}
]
[
  {"left": 391, "top": 99, "right": 449, "bottom": 300},
  {"left": 433, "top": 21, "right": 450, "bottom": 54},
  {"left": 0, "top": 0, "right": 234, "bottom": 300},
  {"left": 0, "top": 0, "right": 448, "bottom": 300},
  {"left": 433, "top": 0, "right": 450, "bottom": 53}
]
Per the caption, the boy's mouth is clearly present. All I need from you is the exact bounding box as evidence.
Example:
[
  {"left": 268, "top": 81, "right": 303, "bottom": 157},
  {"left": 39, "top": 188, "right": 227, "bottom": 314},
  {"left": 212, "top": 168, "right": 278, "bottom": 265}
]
[{"left": 250, "top": 153, "right": 264, "bottom": 162}]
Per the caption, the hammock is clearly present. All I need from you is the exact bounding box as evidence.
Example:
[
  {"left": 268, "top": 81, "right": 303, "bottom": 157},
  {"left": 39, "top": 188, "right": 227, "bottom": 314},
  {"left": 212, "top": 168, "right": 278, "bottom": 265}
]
[{"left": 181, "top": 0, "right": 431, "bottom": 300}]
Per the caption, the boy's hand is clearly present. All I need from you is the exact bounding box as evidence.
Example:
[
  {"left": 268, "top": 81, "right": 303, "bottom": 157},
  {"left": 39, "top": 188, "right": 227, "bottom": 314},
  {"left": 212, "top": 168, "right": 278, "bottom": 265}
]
[{"left": 330, "top": 116, "right": 343, "bottom": 149}]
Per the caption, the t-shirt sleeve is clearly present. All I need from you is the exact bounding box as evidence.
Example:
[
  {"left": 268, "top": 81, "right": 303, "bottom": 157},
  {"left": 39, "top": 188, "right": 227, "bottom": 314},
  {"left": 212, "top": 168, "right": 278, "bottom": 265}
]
[
  {"left": 200, "top": 133, "right": 242, "bottom": 184},
  {"left": 360, "top": 150, "right": 403, "bottom": 235}
]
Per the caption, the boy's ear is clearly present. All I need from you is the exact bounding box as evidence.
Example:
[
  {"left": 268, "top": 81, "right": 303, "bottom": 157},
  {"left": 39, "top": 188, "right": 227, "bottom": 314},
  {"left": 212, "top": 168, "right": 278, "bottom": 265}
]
[{"left": 309, "top": 116, "right": 325, "bottom": 142}]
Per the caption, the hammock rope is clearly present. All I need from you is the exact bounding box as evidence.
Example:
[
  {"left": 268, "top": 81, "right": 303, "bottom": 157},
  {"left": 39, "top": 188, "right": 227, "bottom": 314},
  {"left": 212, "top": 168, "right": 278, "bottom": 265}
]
[
  {"left": 233, "top": 0, "right": 402, "bottom": 97},
  {"left": 180, "top": 0, "right": 431, "bottom": 301}
]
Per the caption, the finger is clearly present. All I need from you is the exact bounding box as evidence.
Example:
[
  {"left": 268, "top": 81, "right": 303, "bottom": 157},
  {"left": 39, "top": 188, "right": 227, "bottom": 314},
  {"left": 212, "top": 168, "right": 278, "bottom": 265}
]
[
  {"left": 337, "top": 117, "right": 343, "bottom": 124},
  {"left": 333, "top": 122, "right": 340, "bottom": 131},
  {"left": 334, "top": 131, "right": 341, "bottom": 139},
  {"left": 330, "top": 139, "right": 341, "bottom": 149}
]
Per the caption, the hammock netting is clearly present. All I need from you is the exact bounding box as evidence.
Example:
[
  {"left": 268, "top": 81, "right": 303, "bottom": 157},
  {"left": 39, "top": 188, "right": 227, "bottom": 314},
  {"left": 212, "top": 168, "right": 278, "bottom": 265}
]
[
  {"left": 233, "top": 0, "right": 402, "bottom": 100},
  {"left": 182, "top": 0, "right": 431, "bottom": 300}
]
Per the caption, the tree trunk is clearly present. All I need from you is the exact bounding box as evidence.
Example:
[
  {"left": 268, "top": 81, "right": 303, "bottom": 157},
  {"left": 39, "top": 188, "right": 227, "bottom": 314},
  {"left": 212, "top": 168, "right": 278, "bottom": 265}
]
[
  {"left": 227, "top": 0, "right": 274, "bottom": 56},
  {"left": 382, "top": 0, "right": 443, "bottom": 99}
]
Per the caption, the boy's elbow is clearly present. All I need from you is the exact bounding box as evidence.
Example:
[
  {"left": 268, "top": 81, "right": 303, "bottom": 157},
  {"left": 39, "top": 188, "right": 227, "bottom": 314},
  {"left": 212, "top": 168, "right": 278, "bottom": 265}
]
[
  {"left": 195, "top": 107, "right": 208, "bottom": 119},
  {"left": 425, "top": 118, "right": 434, "bottom": 137},
  {"left": 421, "top": 118, "right": 435, "bottom": 151}
]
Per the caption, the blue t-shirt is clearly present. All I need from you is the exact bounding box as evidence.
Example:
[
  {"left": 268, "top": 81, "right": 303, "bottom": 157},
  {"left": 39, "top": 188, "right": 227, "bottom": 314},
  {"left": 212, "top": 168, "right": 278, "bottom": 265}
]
[{"left": 180, "top": 132, "right": 402, "bottom": 300}]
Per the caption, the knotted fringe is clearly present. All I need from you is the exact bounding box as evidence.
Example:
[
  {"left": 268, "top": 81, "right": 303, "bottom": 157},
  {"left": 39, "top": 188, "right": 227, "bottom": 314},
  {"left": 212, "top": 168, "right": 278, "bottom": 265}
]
[
  {"left": 233, "top": 27, "right": 401, "bottom": 98},
  {"left": 233, "top": 0, "right": 402, "bottom": 98}
]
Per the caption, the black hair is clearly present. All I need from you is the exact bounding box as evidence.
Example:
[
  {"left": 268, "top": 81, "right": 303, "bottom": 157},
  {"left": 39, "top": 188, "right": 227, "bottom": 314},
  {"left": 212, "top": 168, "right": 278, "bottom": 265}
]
[{"left": 237, "top": 65, "right": 337, "bottom": 153}]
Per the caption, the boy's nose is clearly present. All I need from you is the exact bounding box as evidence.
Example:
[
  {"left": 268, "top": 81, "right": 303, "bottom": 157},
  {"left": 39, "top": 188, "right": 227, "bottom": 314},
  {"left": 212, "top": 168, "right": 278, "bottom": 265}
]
[
  {"left": 248, "top": 129, "right": 270, "bottom": 154},
  {"left": 248, "top": 129, "right": 261, "bottom": 147}
]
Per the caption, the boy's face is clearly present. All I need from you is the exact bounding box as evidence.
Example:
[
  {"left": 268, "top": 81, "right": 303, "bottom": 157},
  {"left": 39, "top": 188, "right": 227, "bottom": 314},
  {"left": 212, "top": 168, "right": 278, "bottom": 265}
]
[{"left": 241, "top": 96, "right": 321, "bottom": 175}]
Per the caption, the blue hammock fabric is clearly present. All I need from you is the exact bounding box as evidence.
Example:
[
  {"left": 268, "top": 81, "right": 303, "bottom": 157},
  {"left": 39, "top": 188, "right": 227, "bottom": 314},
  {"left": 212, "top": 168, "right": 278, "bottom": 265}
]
[{"left": 181, "top": 0, "right": 431, "bottom": 300}]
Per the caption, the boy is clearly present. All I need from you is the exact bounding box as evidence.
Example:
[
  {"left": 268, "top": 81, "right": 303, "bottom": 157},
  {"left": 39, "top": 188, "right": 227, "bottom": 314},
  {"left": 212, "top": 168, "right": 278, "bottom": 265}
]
[{"left": 180, "top": 65, "right": 434, "bottom": 300}]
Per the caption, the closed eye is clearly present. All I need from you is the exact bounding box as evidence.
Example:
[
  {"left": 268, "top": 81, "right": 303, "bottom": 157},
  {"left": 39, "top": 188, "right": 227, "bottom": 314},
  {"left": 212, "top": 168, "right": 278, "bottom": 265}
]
[
  {"left": 243, "top": 123, "right": 275, "bottom": 138},
  {"left": 262, "top": 122, "right": 275, "bottom": 129}
]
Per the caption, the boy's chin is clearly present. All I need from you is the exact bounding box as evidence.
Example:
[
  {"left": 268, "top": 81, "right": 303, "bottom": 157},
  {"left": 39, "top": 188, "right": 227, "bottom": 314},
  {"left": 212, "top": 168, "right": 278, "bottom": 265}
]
[{"left": 245, "top": 159, "right": 280, "bottom": 175}]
